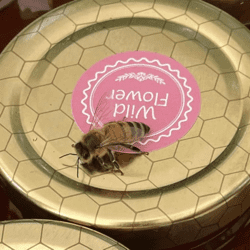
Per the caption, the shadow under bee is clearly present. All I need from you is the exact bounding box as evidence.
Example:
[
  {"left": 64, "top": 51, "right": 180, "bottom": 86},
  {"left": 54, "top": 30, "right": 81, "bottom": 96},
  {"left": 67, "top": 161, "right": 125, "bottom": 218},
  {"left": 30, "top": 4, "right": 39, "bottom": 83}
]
[{"left": 114, "top": 152, "right": 140, "bottom": 168}]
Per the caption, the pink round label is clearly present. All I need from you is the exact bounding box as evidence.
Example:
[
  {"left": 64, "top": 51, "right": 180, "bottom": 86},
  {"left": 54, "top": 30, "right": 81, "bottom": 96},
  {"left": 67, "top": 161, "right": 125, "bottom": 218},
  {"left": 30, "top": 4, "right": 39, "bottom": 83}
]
[{"left": 72, "top": 51, "right": 201, "bottom": 152}]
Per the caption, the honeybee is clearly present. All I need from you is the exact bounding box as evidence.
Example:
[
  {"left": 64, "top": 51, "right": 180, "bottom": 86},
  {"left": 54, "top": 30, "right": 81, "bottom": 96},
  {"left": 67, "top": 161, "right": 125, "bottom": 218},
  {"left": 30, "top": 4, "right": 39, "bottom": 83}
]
[{"left": 60, "top": 94, "right": 150, "bottom": 177}]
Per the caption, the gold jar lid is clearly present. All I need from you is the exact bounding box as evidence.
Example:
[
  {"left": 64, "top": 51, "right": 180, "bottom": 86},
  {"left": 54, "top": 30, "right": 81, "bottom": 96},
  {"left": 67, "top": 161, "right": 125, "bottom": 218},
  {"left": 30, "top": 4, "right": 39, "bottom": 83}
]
[
  {"left": 0, "top": 0, "right": 250, "bottom": 249},
  {"left": 0, "top": 219, "right": 129, "bottom": 249}
]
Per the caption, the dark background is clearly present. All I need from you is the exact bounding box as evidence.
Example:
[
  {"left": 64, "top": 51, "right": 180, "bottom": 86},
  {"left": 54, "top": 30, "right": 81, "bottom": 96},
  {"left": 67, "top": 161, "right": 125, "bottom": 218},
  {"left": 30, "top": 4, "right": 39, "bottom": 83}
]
[{"left": 0, "top": 0, "right": 250, "bottom": 249}]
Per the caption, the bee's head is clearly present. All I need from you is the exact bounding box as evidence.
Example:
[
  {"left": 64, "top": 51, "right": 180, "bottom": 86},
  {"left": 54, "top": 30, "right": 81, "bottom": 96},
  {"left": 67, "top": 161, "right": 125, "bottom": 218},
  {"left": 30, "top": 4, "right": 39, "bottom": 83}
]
[{"left": 72, "top": 142, "right": 90, "bottom": 162}]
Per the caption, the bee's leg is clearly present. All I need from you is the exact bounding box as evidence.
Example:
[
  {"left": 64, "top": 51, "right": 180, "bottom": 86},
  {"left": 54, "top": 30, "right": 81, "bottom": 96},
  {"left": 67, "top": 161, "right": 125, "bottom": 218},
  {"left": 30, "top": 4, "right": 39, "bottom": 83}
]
[
  {"left": 76, "top": 157, "right": 80, "bottom": 178},
  {"left": 59, "top": 153, "right": 77, "bottom": 158},
  {"left": 108, "top": 150, "right": 124, "bottom": 175},
  {"left": 96, "top": 156, "right": 110, "bottom": 171},
  {"left": 113, "top": 161, "right": 124, "bottom": 175}
]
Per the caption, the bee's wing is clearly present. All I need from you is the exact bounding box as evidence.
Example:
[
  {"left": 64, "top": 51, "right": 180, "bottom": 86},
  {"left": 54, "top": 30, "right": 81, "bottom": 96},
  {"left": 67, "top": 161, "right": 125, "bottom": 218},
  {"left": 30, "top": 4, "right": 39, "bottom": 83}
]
[
  {"left": 100, "top": 121, "right": 146, "bottom": 147},
  {"left": 88, "top": 92, "right": 114, "bottom": 131},
  {"left": 99, "top": 126, "right": 142, "bottom": 154},
  {"left": 98, "top": 134, "right": 124, "bottom": 148},
  {"left": 107, "top": 145, "right": 136, "bottom": 154},
  {"left": 103, "top": 143, "right": 144, "bottom": 154}
]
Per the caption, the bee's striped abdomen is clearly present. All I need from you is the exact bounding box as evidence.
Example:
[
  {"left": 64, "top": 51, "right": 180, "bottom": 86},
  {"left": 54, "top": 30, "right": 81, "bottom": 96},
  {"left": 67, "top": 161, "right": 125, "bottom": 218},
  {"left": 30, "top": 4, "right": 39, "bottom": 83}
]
[
  {"left": 117, "top": 122, "right": 127, "bottom": 140},
  {"left": 126, "top": 121, "right": 150, "bottom": 140},
  {"left": 103, "top": 121, "right": 150, "bottom": 144}
]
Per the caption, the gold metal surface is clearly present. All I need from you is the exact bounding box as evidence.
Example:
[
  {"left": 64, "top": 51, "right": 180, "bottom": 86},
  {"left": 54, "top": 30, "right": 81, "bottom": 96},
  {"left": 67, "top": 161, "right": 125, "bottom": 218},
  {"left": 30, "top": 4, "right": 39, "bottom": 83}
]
[
  {"left": 0, "top": 220, "right": 128, "bottom": 249},
  {"left": 0, "top": 0, "right": 250, "bottom": 248}
]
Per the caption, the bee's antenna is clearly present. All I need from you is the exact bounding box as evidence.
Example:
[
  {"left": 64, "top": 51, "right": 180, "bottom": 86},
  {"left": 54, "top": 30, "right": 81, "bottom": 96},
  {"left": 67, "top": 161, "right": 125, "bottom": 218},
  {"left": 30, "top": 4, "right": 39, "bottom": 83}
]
[{"left": 59, "top": 153, "right": 77, "bottom": 159}]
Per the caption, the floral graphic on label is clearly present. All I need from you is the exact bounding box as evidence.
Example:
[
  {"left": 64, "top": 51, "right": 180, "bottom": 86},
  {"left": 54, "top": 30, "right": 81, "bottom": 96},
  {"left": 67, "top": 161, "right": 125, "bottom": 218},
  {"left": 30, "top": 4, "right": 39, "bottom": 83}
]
[
  {"left": 72, "top": 51, "right": 201, "bottom": 152},
  {"left": 116, "top": 72, "right": 165, "bottom": 84}
]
